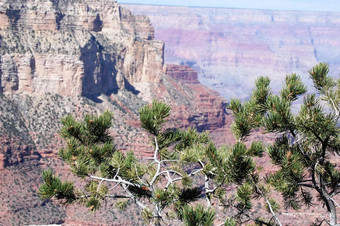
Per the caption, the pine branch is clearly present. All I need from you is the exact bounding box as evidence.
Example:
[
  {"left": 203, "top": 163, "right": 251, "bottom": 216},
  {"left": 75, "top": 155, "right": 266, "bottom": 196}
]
[
  {"left": 298, "top": 183, "right": 315, "bottom": 189},
  {"left": 312, "top": 162, "right": 322, "bottom": 193},
  {"left": 301, "top": 123, "right": 325, "bottom": 144},
  {"left": 105, "top": 194, "right": 131, "bottom": 199},
  {"left": 150, "top": 136, "right": 161, "bottom": 187},
  {"left": 330, "top": 198, "right": 340, "bottom": 208},
  {"left": 251, "top": 176, "right": 282, "bottom": 226},
  {"left": 121, "top": 183, "right": 146, "bottom": 210},
  {"left": 89, "top": 175, "right": 139, "bottom": 187}
]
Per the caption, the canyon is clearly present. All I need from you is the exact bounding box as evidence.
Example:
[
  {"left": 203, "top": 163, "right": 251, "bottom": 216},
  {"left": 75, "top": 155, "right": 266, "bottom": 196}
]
[
  {"left": 0, "top": 0, "right": 234, "bottom": 224},
  {"left": 0, "top": 0, "right": 336, "bottom": 225},
  {"left": 125, "top": 4, "right": 340, "bottom": 100}
]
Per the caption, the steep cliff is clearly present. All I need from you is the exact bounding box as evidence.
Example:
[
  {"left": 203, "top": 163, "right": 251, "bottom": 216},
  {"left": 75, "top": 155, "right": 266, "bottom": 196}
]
[
  {"left": 125, "top": 4, "right": 340, "bottom": 100},
  {"left": 0, "top": 0, "right": 231, "bottom": 224},
  {"left": 0, "top": 0, "right": 163, "bottom": 97}
]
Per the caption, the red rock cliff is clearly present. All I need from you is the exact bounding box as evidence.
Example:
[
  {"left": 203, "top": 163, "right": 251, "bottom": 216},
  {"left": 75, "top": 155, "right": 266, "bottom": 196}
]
[
  {"left": 165, "top": 64, "right": 199, "bottom": 84},
  {"left": 0, "top": 1, "right": 233, "bottom": 225},
  {"left": 0, "top": 0, "right": 163, "bottom": 96}
]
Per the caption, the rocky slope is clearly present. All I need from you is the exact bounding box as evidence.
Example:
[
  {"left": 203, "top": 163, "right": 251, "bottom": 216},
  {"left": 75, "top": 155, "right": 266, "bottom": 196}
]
[
  {"left": 124, "top": 4, "right": 340, "bottom": 100},
  {"left": 0, "top": 0, "right": 164, "bottom": 97},
  {"left": 0, "top": 0, "right": 233, "bottom": 224},
  {"left": 0, "top": 1, "right": 330, "bottom": 224}
]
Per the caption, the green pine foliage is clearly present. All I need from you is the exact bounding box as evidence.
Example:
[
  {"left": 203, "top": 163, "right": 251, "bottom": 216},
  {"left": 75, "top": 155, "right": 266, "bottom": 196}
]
[
  {"left": 224, "top": 218, "right": 236, "bottom": 226},
  {"left": 38, "top": 62, "right": 338, "bottom": 225},
  {"left": 230, "top": 63, "right": 340, "bottom": 226},
  {"left": 39, "top": 98, "right": 274, "bottom": 225},
  {"left": 140, "top": 100, "right": 171, "bottom": 135},
  {"left": 39, "top": 169, "right": 76, "bottom": 203},
  {"left": 181, "top": 204, "right": 215, "bottom": 226}
]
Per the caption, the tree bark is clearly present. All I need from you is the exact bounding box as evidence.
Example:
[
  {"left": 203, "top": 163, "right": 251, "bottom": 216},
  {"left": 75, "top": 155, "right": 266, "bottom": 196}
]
[{"left": 327, "top": 197, "right": 338, "bottom": 226}]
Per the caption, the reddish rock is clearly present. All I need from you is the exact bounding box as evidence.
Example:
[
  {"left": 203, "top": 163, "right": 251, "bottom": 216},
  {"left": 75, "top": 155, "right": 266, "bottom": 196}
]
[
  {"left": 0, "top": 0, "right": 164, "bottom": 97},
  {"left": 0, "top": 1, "right": 236, "bottom": 225},
  {"left": 0, "top": 153, "right": 5, "bottom": 170},
  {"left": 165, "top": 64, "right": 199, "bottom": 84},
  {"left": 0, "top": 1, "right": 289, "bottom": 226},
  {"left": 0, "top": 12, "right": 9, "bottom": 29}
]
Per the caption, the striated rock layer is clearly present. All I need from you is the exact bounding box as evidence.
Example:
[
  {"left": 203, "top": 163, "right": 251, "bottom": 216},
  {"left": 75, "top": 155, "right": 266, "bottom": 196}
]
[
  {"left": 125, "top": 4, "right": 340, "bottom": 100},
  {"left": 0, "top": 0, "right": 163, "bottom": 96},
  {"left": 0, "top": 0, "right": 233, "bottom": 225},
  {"left": 0, "top": 1, "right": 332, "bottom": 225}
]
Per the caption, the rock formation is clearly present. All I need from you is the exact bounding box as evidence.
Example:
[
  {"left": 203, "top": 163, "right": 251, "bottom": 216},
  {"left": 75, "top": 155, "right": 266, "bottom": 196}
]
[
  {"left": 0, "top": 1, "right": 334, "bottom": 224},
  {"left": 0, "top": 0, "right": 232, "bottom": 224},
  {"left": 0, "top": 0, "right": 163, "bottom": 97},
  {"left": 125, "top": 4, "right": 340, "bottom": 100}
]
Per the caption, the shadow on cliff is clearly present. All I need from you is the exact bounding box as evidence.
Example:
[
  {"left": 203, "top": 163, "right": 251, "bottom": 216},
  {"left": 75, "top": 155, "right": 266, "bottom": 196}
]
[{"left": 80, "top": 36, "right": 139, "bottom": 103}]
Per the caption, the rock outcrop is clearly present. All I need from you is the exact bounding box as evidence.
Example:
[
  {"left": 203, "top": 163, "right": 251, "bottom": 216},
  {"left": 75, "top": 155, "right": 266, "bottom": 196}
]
[
  {"left": 0, "top": 1, "right": 334, "bottom": 225},
  {"left": 125, "top": 4, "right": 340, "bottom": 100},
  {"left": 164, "top": 64, "right": 226, "bottom": 132},
  {"left": 166, "top": 64, "right": 199, "bottom": 84},
  {"left": 0, "top": 1, "right": 232, "bottom": 225},
  {"left": 0, "top": 0, "right": 163, "bottom": 97}
]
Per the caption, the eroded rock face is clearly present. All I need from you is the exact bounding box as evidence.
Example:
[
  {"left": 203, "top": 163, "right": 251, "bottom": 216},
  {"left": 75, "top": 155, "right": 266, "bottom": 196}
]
[
  {"left": 125, "top": 4, "right": 340, "bottom": 100},
  {"left": 0, "top": 1, "right": 232, "bottom": 224},
  {"left": 0, "top": 0, "right": 232, "bottom": 169},
  {"left": 0, "top": 0, "right": 163, "bottom": 96},
  {"left": 0, "top": 73, "right": 230, "bottom": 224},
  {"left": 165, "top": 64, "right": 199, "bottom": 84},
  {"left": 164, "top": 64, "right": 225, "bottom": 131}
]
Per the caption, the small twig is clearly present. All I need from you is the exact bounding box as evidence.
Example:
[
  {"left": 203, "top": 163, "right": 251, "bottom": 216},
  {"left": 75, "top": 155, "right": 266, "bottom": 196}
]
[
  {"left": 105, "top": 194, "right": 130, "bottom": 199},
  {"left": 251, "top": 176, "right": 282, "bottom": 226},
  {"left": 89, "top": 175, "right": 138, "bottom": 187},
  {"left": 158, "top": 170, "right": 183, "bottom": 177},
  {"left": 206, "top": 179, "right": 226, "bottom": 194},
  {"left": 134, "top": 163, "right": 147, "bottom": 186},
  {"left": 330, "top": 198, "right": 340, "bottom": 208},
  {"left": 95, "top": 179, "right": 104, "bottom": 198},
  {"left": 114, "top": 167, "right": 120, "bottom": 179},
  {"left": 165, "top": 170, "right": 173, "bottom": 187},
  {"left": 328, "top": 96, "right": 339, "bottom": 120},
  {"left": 109, "top": 182, "right": 121, "bottom": 191}
]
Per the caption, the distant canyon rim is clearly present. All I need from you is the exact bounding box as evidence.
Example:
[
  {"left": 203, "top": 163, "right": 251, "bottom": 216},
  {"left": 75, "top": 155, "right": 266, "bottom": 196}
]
[
  {"left": 124, "top": 4, "right": 340, "bottom": 100},
  {"left": 0, "top": 1, "right": 338, "bottom": 224}
]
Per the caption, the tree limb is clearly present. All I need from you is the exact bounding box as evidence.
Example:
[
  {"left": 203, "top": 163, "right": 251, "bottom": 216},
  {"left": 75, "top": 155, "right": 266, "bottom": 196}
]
[
  {"left": 89, "top": 175, "right": 138, "bottom": 187},
  {"left": 251, "top": 176, "right": 282, "bottom": 226}
]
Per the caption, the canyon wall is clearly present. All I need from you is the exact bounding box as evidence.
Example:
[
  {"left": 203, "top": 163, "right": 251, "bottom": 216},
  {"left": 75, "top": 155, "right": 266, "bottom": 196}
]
[
  {"left": 125, "top": 5, "right": 340, "bottom": 100},
  {"left": 0, "top": 1, "right": 328, "bottom": 225},
  {"left": 0, "top": 0, "right": 163, "bottom": 97},
  {"left": 0, "top": 0, "right": 232, "bottom": 224}
]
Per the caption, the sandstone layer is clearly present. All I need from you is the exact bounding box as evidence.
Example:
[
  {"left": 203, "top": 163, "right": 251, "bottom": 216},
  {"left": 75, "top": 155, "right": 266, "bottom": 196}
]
[
  {"left": 0, "top": 1, "right": 329, "bottom": 225},
  {"left": 0, "top": 0, "right": 163, "bottom": 97},
  {"left": 0, "top": 0, "right": 232, "bottom": 225}
]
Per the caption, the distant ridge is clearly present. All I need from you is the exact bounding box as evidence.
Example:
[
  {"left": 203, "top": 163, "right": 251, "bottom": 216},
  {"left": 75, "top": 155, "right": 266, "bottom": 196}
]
[
  {"left": 120, "top": 2, "right": 340, "bottom": 13},
  {"left": 125, "top": 4, "right": 340, "bottom": 100}
]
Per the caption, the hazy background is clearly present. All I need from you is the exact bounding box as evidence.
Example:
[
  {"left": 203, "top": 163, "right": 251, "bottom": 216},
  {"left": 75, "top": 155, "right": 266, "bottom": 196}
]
[{"left": 118, "top": 0, "right": 340, "bottom": 12}]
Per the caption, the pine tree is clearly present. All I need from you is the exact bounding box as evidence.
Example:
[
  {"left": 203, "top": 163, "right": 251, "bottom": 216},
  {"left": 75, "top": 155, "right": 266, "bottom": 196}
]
[
  {"left": 229, "top": 63, "right": 340, "bottom": 225},
  {"left": 39, "top": 100, "right": 273, "bottom": 225}
]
